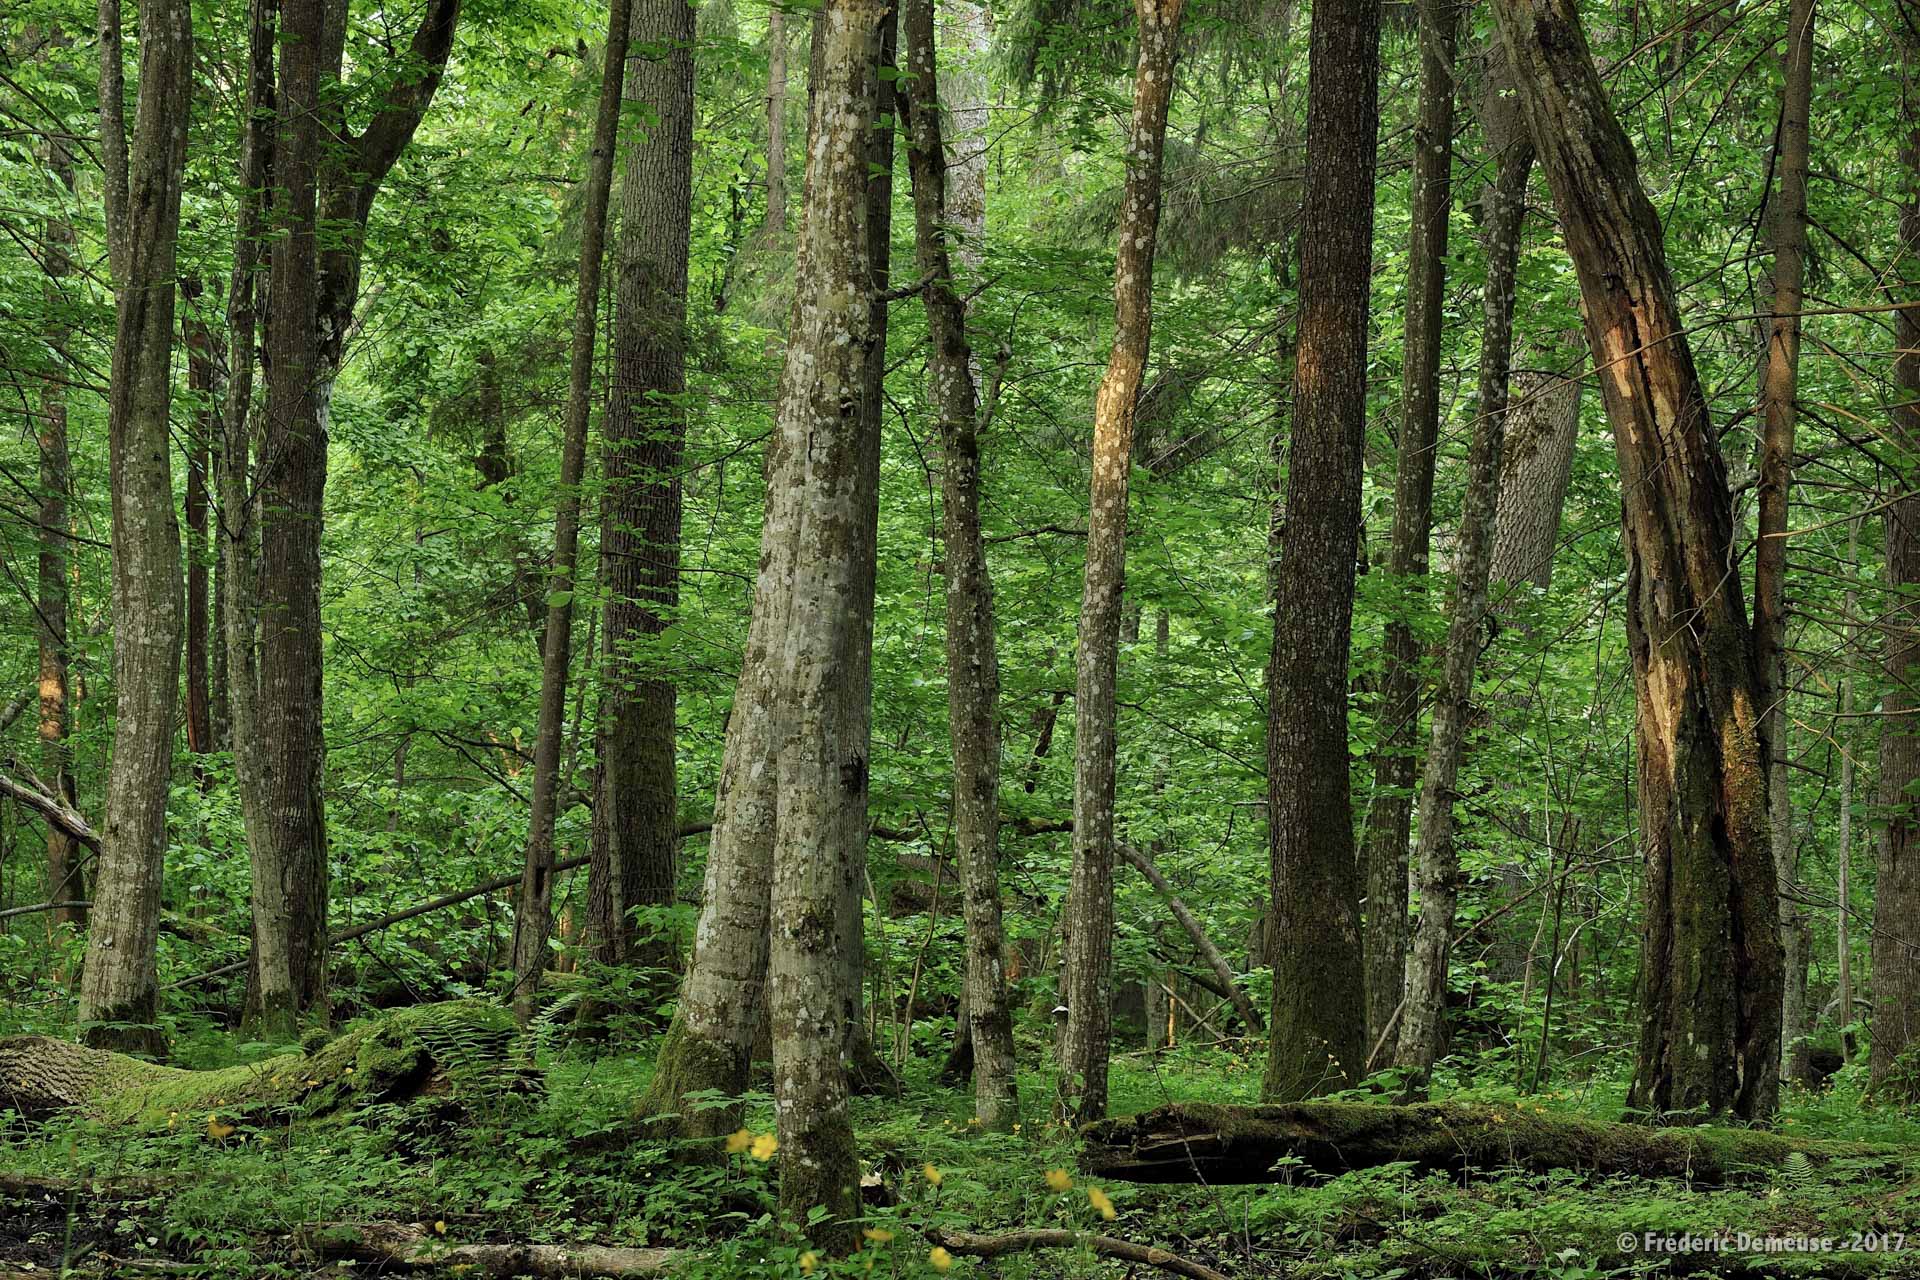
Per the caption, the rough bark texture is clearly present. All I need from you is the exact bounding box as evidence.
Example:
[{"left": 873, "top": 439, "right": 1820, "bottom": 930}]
[
  {"left": 1082, "top": 1101, "right": 1909, "bottom": 1184},
  {"left": 1396, "top": 116, "right": 1529, "bottom": 1081},
  {"left": 1493, "top": 0, "right": 1784, "bottom": 1122},
  {"left": 513, "top": 0, "right": 634, "bottom": 1018},
  {"left": 79, "top": 0, "right": 192, "bottom": 1055},
  {"left": 1361, "top": 0, "right": 1457, "bottom": 1048},
  {"left": 939, "top": 0, "right": 991, "bottom": 275},
  {"left": 587, "top": 0, "right": 694, "bottom": 973},
  {"left": 900, "top": 0, "right": 1019, "bottom": 1134},
  {"left": 1872, "top": 23, "right": 1920, "bottom": 1092},
  {"left": 763, "top": 7, "right": 788, "bottom": 236},
  {"left": 1263, "top": 0, "right": 1378, "bottom": 1103},
  {"left": 1487, "top": 363, "right": 1580, "bottom": 592},
  {"left": 1755, "top": 0, "right": 1815, "bottom": 1085},
  {"left": 1060, "top": 0, "right": 1185, "bottom": 1126},
  {"left": 763, "top": 0, "right": 888, "bottom": 1248}
]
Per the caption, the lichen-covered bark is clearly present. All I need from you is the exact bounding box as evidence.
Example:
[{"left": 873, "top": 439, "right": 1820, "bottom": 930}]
[
  {"left": 514, "top": 0, "right": 635, "bottom": 1018},
  {"left": 1360, "top": 0, "right": 1457, "bottom": 1048},
  {"left": 900, "top": 0, "right": 1019, "bottom": 1134},
  {"left": 587, "top": 0, "right": 694, "bottom": 974},
  {"left": 939, "top": 0, "right": 991, "bottom": 275},
  {"left": 1059, "top": 0, "right": 1185, "bottom": 1128},
  {"left": 1263, "top": 0, "right": 1378, "bottom": 1103},
  {"left": 79, "top": 0, "right": 192, "bottom": 1056},
  {"left": 1397, "top": 106, "right": 1529, "bottom": 1082},
  {"left": 1493, "top": 0, "right": 1783, "bottom": 1122}
]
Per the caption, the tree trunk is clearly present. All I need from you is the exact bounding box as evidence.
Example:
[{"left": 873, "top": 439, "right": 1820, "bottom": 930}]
[
  {"left": 1396, "top": 108, "right": 1529, "bottom": 1082},
  {"left": 1119, "top": 842, "right": 1262, "bottom": 1032},
  {"left": 183, "top": 301, "right": 216, "bottom": 764},
  {"left": 1487, "top": 362, "right": 1580, "bottom": 593},
  {"left": 1837, "top": 515, "right": 1858, "bottom": 1064},
  {"left": 1360, "top": 0, "right": 1457, "bottom": 1048},
  {"left": 586, "top": 0, "right": 694, "bottom": 976},
  {"left": 512, "top": 0, "right": 634, "bottom": 1020},
  {"left": 1263, "top": 0, "right": 1379, "bottom": 1103},
  {"left": 1060, "top": 0, "right": 1185, "bottom": 1126},
  {"left": 1492, "top": 0, "right": 1784, "bottom": 1122},
  {"left": 78, "top": 0, "right": 193, "bottom": 1055},
  {"left": 763, "top": 0, "right": 889, "bottom": 1249},
  {"left": 36, "top": 74, "right": 81, "bottom": 933},
  {"left": 940, "top": 0, "right": 991, "bottom": 275},
  {"left": 1754, "top": 0, "right": 1815, "bottom": 1086},
  {"left": 900, "top": 0, "right": 1019, "bottom": 1134},
  {"left": 1871, "top": 27, "right": 1920, "bottom": 1092},
  {"left": 762, "top": 7, "right": 788, "bottom": 236}
]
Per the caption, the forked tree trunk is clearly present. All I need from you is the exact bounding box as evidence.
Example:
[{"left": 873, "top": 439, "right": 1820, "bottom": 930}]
[
  {"left": 1360, "top": 0, "right": 1457, "bottom": 1047},
  {"left": 1872, "top": 22, "right": 1920, "bottom": 1092},
  {"left": 512, "top": 0, "right": 634, "bottom": 1018},
  {"left": 1396, "top": 107, "right": 1529, "bottom": 1082},
  {"left": 78, "top": 0, "right": 193, "bottom": 1054},
  {"left": 1492, "top": 0, "right": 1783, "bottom": 1122},
  {"left": 1754, "top": 0, "right": 1815, "bottom": 1085},
  {"left": 763, "top": 0, "right": 890, "bottom": 1248},
  {"left": 1263, "top": 0, "right": 1379, "bottom": 1103},
  {"left": 586, "top": 0, "right": 695, "bottom": 974},
  {"left": 900, "top": 0, "right": 1019, "bottom": 1134},
  {"left": 1060, "top": 0, "right": 1185, "bottom": 1126}
]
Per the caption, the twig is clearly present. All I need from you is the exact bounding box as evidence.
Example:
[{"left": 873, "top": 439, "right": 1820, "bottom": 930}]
[{"left": 932, "top": 1228, "right": 1234, "bottom": 1280}]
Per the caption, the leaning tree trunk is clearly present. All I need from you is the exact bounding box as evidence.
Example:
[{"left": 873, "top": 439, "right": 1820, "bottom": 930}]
[
  {"left": 78, "top": 0, "right": 193, "bottom": 1055},
  {"left": 900, "top": 0, "right": 1019, "bottom": 1134},
  {"left": 1492, "top": 0, "right": 1784, "bottom": 1122},
  {"left": 586, "top": 0, "right": 694, "bottom": 975},
  {"left": 1263, "top": 0, "right": 1379, "bottom": 1103},
  {"left": 1360, "top": 0, "right": 1457, "bottom": 1048},
  {"left": 1059, "top": 0, "right": 1186, "bottom": 1126},
  {"left": 1754, "top": 0, "right": 1815, "bottom": 1086},
  {"left": 512, "top": 0, "right": 634, "bottom": 1018},
  {"left": 1872, "top": 24, "right": 1920, "bottom": 1093},
  {"left": 763, "top": 0, "right": 889, "bottom": 1250},
  {"left": 1396, "top": 110, "right": 1529, "bottom": 1082}
]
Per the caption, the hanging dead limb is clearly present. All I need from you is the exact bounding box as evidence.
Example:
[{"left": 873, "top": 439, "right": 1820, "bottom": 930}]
[
  {"left": 298, "top": 1221, "right": 680, "bottom": 1277},
  {"left": 1081, "top": 1101, "right": 1913, "bottom": 1185},
  {"left": 1120, "top": 842, "right": 1263, "bottom": 1032},
  {"left": 931, "top": 1228, "right": 1232, "bottom": 1280},
  {"left": 0, "top": 763, "right": 99, "bottom": 850},
  {"left": 0, "top": 900, "right": 90, "bottom": 922}
]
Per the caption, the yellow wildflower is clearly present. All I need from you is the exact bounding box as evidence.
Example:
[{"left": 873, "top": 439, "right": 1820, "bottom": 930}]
[
  {"left": 1088, "top": 1186, "right": 1117, "bottom": 1220},
  {"left": 750, "top": 1132, "right": 779, "bottom": 1161},
  {"left": 726, "top": 1128, "right": 752, "bottom": 1154},
  {"left": 799, "top": 1251, "right": 818, "bottom": 1274},
  {"left": 1044, "top": 1168, "right": 1073, "bottom": 1192},
  {"left": 863, "top": 1227, "right": 895, "bottom": 1244},
  {"left": 923, "top": 1162, "right": 943, "bottom": 1187},
  {"left": 929, "top": 1246, "right": 954, "bottom": 1271}
]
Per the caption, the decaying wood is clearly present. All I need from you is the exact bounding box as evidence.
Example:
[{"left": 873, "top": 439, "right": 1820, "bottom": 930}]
[
  {"left": 300, "top": 1222, "right": 679, "bottom": 1277},
  {"left": 932, "top": 1228, "right": 1232, "bottom": 1280},
  {"left": 1082, "top": 1101, "right": 1911, "bottom": 1184}
]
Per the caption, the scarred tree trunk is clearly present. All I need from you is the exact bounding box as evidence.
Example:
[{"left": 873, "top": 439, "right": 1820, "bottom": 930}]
[
  {"left": 1396, "top": 113, "right": 1529, "bottom": 1082},
  {"left": 586, "top": 0, "right": 694, "bottom": 975},
  {"left": 1263, "top": 0, "right": 1379, "bottom": 1103},
  {"left": 763, "top": 0, "right": 889, "bottom": 1246},
  {"left": 512, "top": 0, "right": 634, "bottom": 1019},
  {"left": 1059, "top": 0, "right": 1185, "bottom": 1126},
  {"left": 1871, "top": 20, "right": 1920, "bottom": 1092},
  {"left": 78, "top": 0, "right": 192, "bottom": 1054},
  {"left": 1360, "top": 0, "right": 1457, "bottom": 1048},
  {"left": 1492, "top": 0, "right": 1784, "bottom": 1122},
  {"left": 900, "top": 0, "right": 1018, "bottom": 1133},
  {"left": 1754, "top": 0, "right": 1814, "bottom": 1085}
]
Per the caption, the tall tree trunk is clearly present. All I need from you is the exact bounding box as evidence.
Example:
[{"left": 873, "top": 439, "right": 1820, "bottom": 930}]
[
  {"left": 1059, "top": 0, "right": 1186, "bottom": 1126},
  {"left": 940, "top": 0, "right": 991, "bottom": 274},
  {"left": 1396, "top": 113, "right": 1530, "bottom": 1082},
  {"left": 900, "top": 0, "right": 1018, "bottom": 1133},
  {"left": 183, "top": 296, "right": 216, "bottom": 765},
  {"left": 1754, "top": 0, "right": 1815, "bottom": 1086},
  {"left": 587, "top": 0, "right": 696, "bottom": 974},
  {"left": 764, "top": 0, "right": 889, "bottom": 1247},
  {"left": 513, "top": 0, "right": 634, "bottom": 1019},
  {"left": 1871, "top": 17, "right": 1920, "bottom": 1091},
  {"left": 1492, "top": 0, "right": 1784, "bottom": 1122},
  {"left": 1361, "top": 0, "right": 1458, "bottom": 1048},
  {"left": 1263, "top": 0, "right": 1379, "bottom": 1103},
  {"left": 1836, "top": 515, "right": 1857, "bottom": 1064},
  {"left": 247, "top": 0, "right": 460, "bottom": 1032},
  {"left": 1486, "top": 362, "right": 1580, "bottom": 592},
  {"left": 763, "top": 7, "right": 788, "bottom": 236},
  {"left": 36, "top": 69, "right": 82, "bottom": 932},
  {"left": 78, "top": 0, "right": 193, "bottom": 1055}
]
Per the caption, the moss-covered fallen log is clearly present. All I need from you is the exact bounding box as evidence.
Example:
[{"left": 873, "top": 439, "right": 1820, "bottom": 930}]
[
  {"left": 0, "top": 1000, "right": 523, "bottom": 1124},
  {"left": 297, "top": 1222, "right": 681, "bottom": 1277},
  {"left": 1082, "top": 1101, "right": 1912, "bottom": 1184}
]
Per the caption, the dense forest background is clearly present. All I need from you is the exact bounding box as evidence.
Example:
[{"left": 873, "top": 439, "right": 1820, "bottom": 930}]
[{"left": 3, "top": 0, "right": 1920, "bottom": 1271}]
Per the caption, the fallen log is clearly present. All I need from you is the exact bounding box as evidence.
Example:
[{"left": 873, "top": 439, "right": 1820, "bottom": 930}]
[
  {"left": 932, "top": 1228, "right": 1233, "bottom": 1280},
  {"left": 1082, "top": 1101, "right": 1913, "bottom": 1185},
  {"left": 0, "top": 1000, "right": 522, "bottom": 1123},
  {"left": 299, "top": 1222, "right": 681, "bottom": 1277}
]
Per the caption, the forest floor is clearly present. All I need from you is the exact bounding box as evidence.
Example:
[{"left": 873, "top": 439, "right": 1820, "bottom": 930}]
[{"left": 4, "top": 1018, "right": 1919, "bottom": 1279}]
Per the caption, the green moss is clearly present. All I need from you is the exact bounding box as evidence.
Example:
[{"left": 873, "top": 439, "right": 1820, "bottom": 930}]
[{"left": 632, "top": 1016, "right": 750, "bottom": 1140}]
